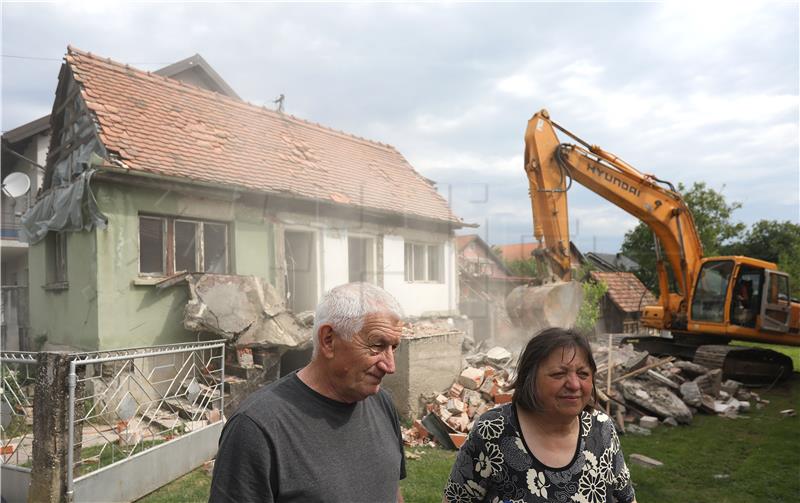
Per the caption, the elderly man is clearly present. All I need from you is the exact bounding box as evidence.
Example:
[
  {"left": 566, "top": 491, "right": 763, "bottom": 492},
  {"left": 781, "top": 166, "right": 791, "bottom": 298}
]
[{"left": 209, "top": 282, "right": 406, "bottom": 503}]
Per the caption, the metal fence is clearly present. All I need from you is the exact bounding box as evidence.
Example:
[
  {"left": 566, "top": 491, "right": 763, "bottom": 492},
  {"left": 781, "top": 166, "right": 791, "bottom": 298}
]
[
  {"left": 67, "top": 341, "right": 225, "bottom": 498},
  {"left": 0, "top": 351, "right": 37, "bottom": 469}
]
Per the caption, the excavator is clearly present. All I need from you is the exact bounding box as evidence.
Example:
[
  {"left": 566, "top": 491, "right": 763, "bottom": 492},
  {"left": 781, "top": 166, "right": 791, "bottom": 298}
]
[{"left": 509, "top": 109, "right": 799, "bottom": 384}]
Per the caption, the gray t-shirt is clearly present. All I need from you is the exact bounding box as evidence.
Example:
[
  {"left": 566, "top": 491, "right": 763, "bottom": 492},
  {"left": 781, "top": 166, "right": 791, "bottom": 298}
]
[{"left": 209, "top": 371, "right": 406, "bottom": 503}]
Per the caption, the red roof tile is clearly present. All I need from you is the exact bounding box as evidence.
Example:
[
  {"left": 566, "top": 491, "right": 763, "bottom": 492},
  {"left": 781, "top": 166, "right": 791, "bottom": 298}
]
[
  {"left": 63, "top": 47, "right": 461, "bottom": 225},
  {"left": 590, "top": 271, "right": 658, "bottom": 313},
  {"left": 495, "top": 242, "right": 543, "bottom": 261}
]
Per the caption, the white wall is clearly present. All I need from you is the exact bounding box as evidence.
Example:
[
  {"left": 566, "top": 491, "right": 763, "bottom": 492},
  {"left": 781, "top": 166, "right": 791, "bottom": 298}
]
[
  {"left": 278, "top": 210, "right": 458, "bottom": 317},
  {"left": 383, "top": 234, "right": 458, "bottom": 317},
  {"left": 321, "top": 227, "right": 348, "bottom": 292}
]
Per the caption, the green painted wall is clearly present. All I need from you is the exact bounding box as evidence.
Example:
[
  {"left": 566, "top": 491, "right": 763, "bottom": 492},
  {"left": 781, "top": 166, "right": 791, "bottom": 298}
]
[
  {"left": 29, "top": 178, "right": 274, "bottom": 351},
  {"left": 93, "top": 181, "right": 274, "bottom": 349},
  {"left": 28, "top": 229, "right": 99, "bottom": 351}
]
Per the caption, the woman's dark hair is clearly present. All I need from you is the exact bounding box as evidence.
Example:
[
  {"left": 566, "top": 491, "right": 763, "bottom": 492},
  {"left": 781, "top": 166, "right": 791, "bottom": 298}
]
[{"left": 510, "top": 327, "right": 597, "bottom": 412}]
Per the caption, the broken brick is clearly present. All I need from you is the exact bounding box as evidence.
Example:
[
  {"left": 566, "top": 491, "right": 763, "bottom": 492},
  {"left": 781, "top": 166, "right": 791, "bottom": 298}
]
[
  {"left": 479, "top": 377, "right": 497, "bottom": 400},
  {"left": 449, "top": 433, "right": 468, "bottom": 449},
  {"left": 447, "top": 398, "right": 466, "bottom": 415},
  {"left": 494, "top": 392, "right": 513, "bottom": 404},
  {"left": 413, "top": 419, "right": 430, "bottom": 439},
  {"left": 449, "top": 382, "right": 465, "bottom": 398},
  {"left": 458, "top": 367, "right": 485, "bottom": 390}
]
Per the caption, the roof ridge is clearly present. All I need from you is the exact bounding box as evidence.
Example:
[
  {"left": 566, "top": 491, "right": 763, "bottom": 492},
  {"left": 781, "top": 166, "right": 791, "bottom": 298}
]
[{"left": 65, "top": 46, "right": 400, "bottom": 155}]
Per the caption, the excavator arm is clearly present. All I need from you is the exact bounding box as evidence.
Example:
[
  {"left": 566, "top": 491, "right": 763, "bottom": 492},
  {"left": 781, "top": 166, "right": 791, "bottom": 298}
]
[{"left": 524, "top": 109, "right": 703, "bottom": 328}]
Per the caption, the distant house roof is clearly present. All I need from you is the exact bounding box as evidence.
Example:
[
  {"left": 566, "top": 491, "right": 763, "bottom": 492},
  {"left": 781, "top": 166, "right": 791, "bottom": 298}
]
[
  {"left": 153, "top": 53, "right": 240, "bottom": 100},
  {"left": 495, "top": 241, "right": 585, "bottom": 267},
  {"left": 495, "top": 242, "right": 543, "bottom": 261},
  {"left": 585, "top": 252, "right": 639, "bottom": 272},
  {"left": 59, "top": 47, "right": 461, "bottom": 226},
  {"left": 455, "top": 234, "right": 519, "bottom": 279},
  {"left": 590, "top": 271, "right": 657, "bottom": 313}
]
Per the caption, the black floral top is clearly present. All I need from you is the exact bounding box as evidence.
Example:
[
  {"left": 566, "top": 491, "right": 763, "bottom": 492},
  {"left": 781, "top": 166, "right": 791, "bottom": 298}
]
[{"left": 445, "top": 405, "right": 635, "bottom": 503}]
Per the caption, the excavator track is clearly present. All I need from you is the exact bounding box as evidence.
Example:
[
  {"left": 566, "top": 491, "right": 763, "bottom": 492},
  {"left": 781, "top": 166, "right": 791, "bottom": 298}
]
[{"left": 621, "top": 336, "right": 793, "bottom": 386}]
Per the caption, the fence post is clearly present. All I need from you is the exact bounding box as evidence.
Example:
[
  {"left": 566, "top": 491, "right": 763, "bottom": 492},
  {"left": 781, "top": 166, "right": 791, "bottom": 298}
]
[{"left": 28, "top": 352, "right": 71, "bottom": 503}]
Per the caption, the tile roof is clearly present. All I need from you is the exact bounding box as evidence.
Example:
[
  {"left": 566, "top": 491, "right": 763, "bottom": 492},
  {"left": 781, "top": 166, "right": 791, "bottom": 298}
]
[
  {"left": 63, "top": 47, "right": 462, "bottom": 225},
  {"left": 495, "top": 242, "right": 543, "bottom": 261},
  {"left": 590, "top": 271, "right": 657, "bottom": 313}
]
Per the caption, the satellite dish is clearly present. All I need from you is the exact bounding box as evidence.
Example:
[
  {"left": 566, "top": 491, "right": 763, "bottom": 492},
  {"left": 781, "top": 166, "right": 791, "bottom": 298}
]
[{"left": 2, "top": 172, "right": 31, "bottom": 199}]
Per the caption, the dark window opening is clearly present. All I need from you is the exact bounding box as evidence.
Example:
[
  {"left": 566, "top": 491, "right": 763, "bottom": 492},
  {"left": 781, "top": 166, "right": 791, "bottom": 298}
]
[{"left": 138, "top": 215, "right": 229, "bottom": 276}]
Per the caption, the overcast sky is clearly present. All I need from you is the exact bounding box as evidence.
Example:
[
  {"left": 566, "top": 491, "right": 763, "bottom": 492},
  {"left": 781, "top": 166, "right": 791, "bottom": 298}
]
[{"left": 2, "top": 1, "right": 798, "bottom": 253}]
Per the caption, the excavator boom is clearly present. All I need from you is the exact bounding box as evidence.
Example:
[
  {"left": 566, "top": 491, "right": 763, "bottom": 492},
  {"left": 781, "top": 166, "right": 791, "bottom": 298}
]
[{"left": 515, "top": 109, "right": 800, "bottom": 361}]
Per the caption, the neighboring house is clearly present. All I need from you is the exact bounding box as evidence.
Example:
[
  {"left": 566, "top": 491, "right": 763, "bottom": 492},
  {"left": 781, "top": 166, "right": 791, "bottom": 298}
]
[
  {"left": 590, "top": 271, "right": 657, "bottom": 334},
  {"left": 22, "top": 46, "right": 464, "bottom": 352},
  {"left": 585, "top": 251, "right": 639, "bottom": 272},
  {"left": 495, "top": 240, "right": 585, "bottom": 271},
  {"left": 455, "top": 234, "right": 526, "bottom": 343},
  {"left": 1, "top": 53, "right": 242, "bottom": 351}
]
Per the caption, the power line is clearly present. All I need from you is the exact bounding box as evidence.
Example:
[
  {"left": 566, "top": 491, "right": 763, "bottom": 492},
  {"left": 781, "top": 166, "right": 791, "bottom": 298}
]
[
  {"left": 2, "top": 54, "right": 172, "bottom": 65},
  {"left": 2, "top": 54, "right": 61, "bottom": 61}
]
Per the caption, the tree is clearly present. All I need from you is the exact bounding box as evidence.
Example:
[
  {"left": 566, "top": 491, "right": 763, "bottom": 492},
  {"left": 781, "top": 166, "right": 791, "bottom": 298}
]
[
  {"left": 505, "top": 258, "right": 539, "bottom": 278},
  {"left": 621, "top": 182, "right": 745, "bottom": 291},
  {"left": 723, "top": 220, "right": 800, "bottom": 298},
  {"left": 721, "top": 220, "right": 800, "bottom": 264}
]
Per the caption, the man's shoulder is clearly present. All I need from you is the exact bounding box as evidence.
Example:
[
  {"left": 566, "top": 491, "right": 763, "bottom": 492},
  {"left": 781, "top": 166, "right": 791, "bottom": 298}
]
[{"left": 234, "top": 372, "right": 301, "bottom": 419}]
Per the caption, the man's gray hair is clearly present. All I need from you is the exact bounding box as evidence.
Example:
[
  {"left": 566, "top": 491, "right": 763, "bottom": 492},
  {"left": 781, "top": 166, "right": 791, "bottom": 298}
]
[{"left": 311, "top": 282, "right": 403, "bottom": 357}]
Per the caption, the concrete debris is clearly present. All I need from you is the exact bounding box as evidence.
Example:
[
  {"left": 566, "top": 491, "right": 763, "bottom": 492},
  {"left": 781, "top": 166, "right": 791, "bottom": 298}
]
[
  {"left": 457, "top": 367, "right": 485, "bottom": 390},
  {"left": 405, "top": 333, "right": 783, "bottom": 450},
  {"left": 620, "top": 379, "right": 693, "bottom": 424},
  {"left": 639, "top": 416, "right": 659, "bottom": 429},
  {"left": 629, "top": 453, "right": 664, "bottom": 468},
  {"left": 662, "top": 417, "right": 679, "bottom": 427},
  {"left": 485, "top": 346, "right": 513, "bottom": 367},
  {"left": 182, "top": 274, "right": 311, "bottom": 350},
  {"left": 625, "top": 424, "right": 652, "bottom": 436},
  {"left": 679, "top": 381, "right": 703, "bottom": 407}
]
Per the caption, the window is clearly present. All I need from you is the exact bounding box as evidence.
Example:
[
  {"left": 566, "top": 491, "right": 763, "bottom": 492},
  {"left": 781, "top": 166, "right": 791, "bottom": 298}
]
[
  {"left": 690, "top": 260, "right": 733, "bottom": 323},
  {"left": 404, "top": 242, "right": 444, "bottom": 282},
  {"left": 139, "top": 215, "right": 229, "bottom": 275},
  {"left": 45, "top": 231, "right": 68, "bottom": 284},
  {"left": 348, "top": 236, "right": 376, "bottom": 283}
]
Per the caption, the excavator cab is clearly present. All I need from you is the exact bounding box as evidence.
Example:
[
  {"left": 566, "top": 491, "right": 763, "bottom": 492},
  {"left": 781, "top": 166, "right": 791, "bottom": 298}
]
[{"left": 688, "top": 257, "right": 793, "bottom": 341}]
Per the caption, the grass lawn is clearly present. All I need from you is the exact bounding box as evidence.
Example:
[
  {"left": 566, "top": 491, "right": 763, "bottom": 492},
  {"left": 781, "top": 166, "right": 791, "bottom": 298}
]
[{"left": 138, "top": 373, "right": 800, "bottom": 502}]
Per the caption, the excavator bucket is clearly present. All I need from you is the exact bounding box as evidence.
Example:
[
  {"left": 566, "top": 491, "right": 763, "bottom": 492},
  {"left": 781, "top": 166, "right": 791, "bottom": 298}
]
[{"left": 505, "top": 281, "right": 584, "bottom": 334}]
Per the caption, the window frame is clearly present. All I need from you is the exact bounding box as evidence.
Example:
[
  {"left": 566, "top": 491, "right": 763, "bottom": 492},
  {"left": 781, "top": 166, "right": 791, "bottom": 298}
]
[
  {"left": 45, "top": 231, "right": 69, "bottom": 287},
  {"left": 138, "top": 214, "right": 230, "bottom": 277},
  {"left": 404, "top": 241, "right": 445, "bottom": 283}
]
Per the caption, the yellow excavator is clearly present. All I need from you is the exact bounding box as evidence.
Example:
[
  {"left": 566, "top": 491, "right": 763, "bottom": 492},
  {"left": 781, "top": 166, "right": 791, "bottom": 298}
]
[{"left": 510, "top": 109, "right": 799, "bottom": 383}]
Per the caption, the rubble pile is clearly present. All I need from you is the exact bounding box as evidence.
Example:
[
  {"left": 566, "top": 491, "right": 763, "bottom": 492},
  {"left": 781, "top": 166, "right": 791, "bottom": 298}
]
[
  {"left": 402, "top": 340, "right": 775, "bottom": 449},
  {"left": 402, "top": 346, "right": 516, "bottom": 448}
]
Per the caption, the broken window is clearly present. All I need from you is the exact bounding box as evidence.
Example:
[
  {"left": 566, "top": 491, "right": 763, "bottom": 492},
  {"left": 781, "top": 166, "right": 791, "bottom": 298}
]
[
  {"left": 139, "top": 216, "right": 165, "bottom": 274},
  {"left": 45, "top": 231, "right": 68, "bottom": 284},
  {"left": 138, "top": 215, "right": 229, "bottom": 276},
  {"left": 348, "top": 236, "right": 376, "bottom": 283},
  {"left": 404, "top": 242, "right": 444, "bottom": 282}
]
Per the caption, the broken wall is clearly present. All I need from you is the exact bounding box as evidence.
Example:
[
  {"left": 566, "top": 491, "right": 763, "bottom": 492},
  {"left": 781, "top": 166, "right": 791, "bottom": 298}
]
[
  {"left": 383, "top": 330, "right": 464, "bottom": 419},
  {"left": 93, "top": 181, "right": 275, "bottom": 350}
]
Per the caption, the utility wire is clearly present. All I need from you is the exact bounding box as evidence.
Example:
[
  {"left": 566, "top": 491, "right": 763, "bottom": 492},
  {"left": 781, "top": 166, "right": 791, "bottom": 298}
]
[{"left": 2, "top": 54, "right": 171, "bottom": 65}]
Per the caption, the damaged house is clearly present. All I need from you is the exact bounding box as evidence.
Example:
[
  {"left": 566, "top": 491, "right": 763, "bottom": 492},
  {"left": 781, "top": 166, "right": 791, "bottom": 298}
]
[
  {"left": 23, "top": 47, "right": 465, "bottom": 360},
  {"left": 1, "top": 53, "right": 239, "bottom": 351}
]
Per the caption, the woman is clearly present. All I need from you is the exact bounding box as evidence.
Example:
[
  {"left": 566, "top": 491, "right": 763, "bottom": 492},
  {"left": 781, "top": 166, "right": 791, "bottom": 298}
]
[{"left": 444, "top": 327, "right": 637, "bottom": 503}]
